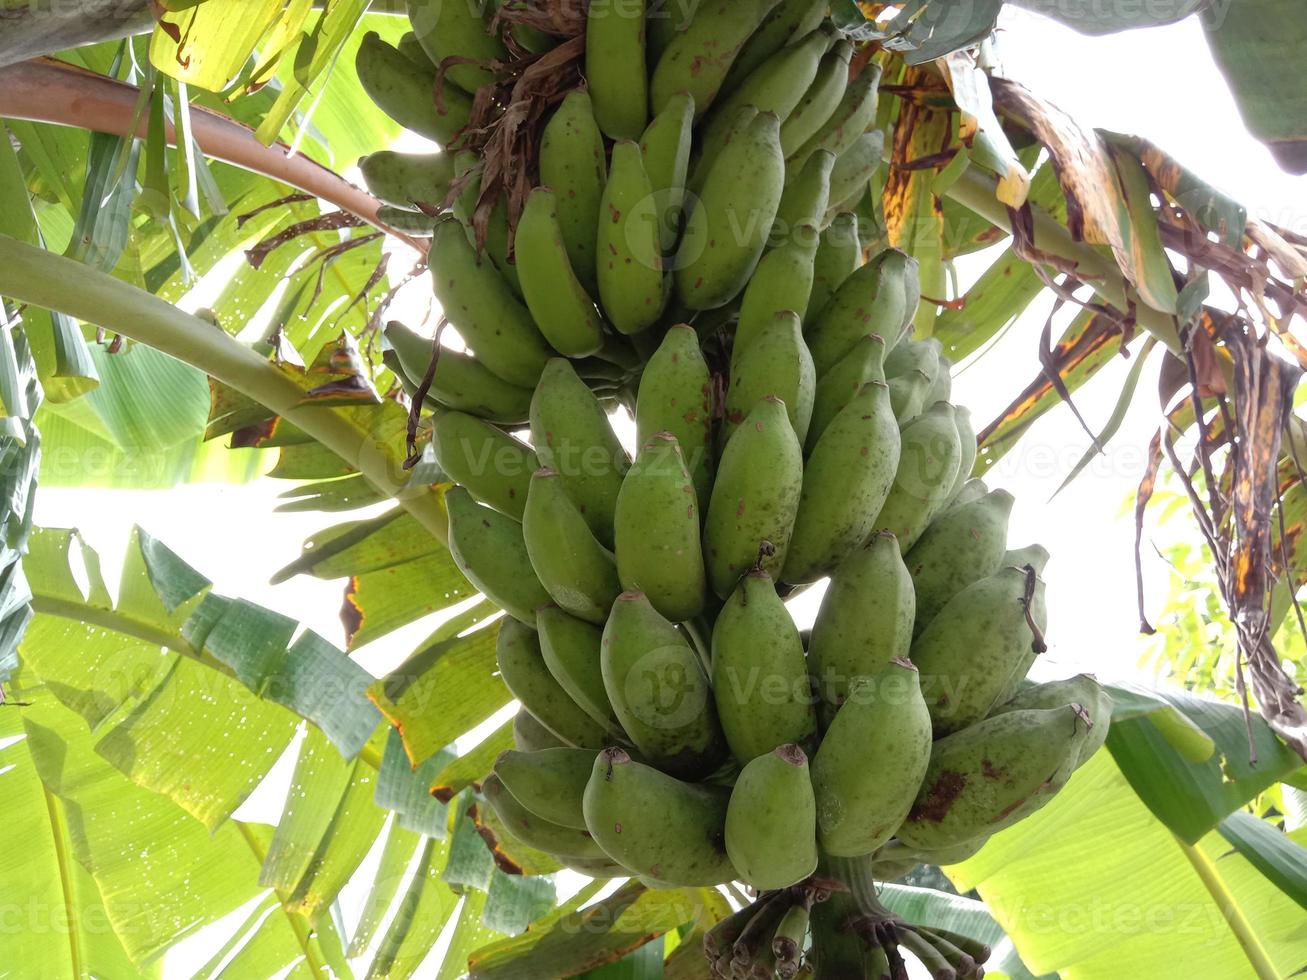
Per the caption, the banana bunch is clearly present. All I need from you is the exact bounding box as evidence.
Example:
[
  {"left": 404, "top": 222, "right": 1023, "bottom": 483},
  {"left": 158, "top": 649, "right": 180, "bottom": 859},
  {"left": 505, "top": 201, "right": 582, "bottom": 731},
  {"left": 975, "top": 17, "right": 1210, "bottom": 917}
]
[{"left": 356, "top": 2, "right": 1113, "bottom": 975}]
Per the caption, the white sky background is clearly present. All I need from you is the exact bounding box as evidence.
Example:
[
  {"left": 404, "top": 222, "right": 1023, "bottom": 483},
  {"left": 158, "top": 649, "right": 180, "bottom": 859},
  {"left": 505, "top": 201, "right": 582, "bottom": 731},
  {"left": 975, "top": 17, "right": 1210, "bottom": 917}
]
[{"left": 28, "top": 7, "right": 1307, "bottom": 977}]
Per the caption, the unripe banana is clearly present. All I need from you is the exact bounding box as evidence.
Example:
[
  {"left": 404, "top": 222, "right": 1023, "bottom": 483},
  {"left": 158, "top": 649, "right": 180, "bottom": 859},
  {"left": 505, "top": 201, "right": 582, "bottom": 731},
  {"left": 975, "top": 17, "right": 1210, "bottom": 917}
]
[
  {"left": 355, "top": 32, "right": 472, "bottom": 146},
  {"left": 811, "top": 660, "right": 933, "bottom": 856},
  {"left": 911, "top": 565, "right": 1047, "bottom": 735},
  {"left": 639, "top": 91, "right": 695, "bottom": 253},
  {"left": 905, "top": 489, "right": 1013, "bottom": 635},
  {"left": 805, "top": 212, "right": 860, "bottom": 321},
  {"left": 787, "top": 63, "right": 882, "bottom": 176},
  {"left": 597, "top": 141, "right": 668, "bottom": 335},
  {"left": 646, "top": 0, "right": 700, "bottom": 62},
  {"left": 807, "top": 248, "right": 919, "bottom": 375},
  {"left": 1004, "top": 544, "right": 1050, "bottom": 576},
  {"left": 696, "top": 27, "right": 829, "bottom": 172},
  {"left": 583, "top": 747, "right": 734, "bottom": 885},
  {"left": 720, "top": 0, "right": 828, "bottom": 94},
  {"left": 515, "top": 187, "right": 605, "bottom": 356},
  {"left": 397, "top": 31, "right": 433, "bottom": 68},
  {"left": 950, "top": 406, "right": 978, "bottom": 500},
  {"left": 429, "top": 218, "right": 552, "bottom": 387},
  {"left": 649, "top": 0, "right": 783, "bottom": 120},
  {"left": 676, "top": 112, "right": 786, "bottom": 310},
  {"left": 734, "top": 229, "right": 820, "bottom": 350},
  {"left": 494, "top": 747, "right": 597, "bottom": 830},
  {"left": 375, "top": 205, "right": 436, "bottom": 235},
  {"left": 449, "top": 153, "right": 523, "bottom": 296},
  {"left": 884, "top": 336, "right": 942, "bottom": 381},
  {"left": 684, "top": 104, "right": 756, "bottom": 198},
  {"left": 782, "top": 382, "right": 902, "bottom": 584},
  {"left": 513, "top": 709, "right": 566, "bottom": 751},
  {"left": 482, "top": 773, "right": 606, "bottom": 858},
  {"left": 723, "top": 311, "right": 815, "bottom": 446},
  {"left": 431, "top": 410, "right": 537, "bottom": 520},
  {"left": 779, "top": 41, "right": 853, "bottom": 157},
  {"left": 926, "top": 355, "right": 953, "bottom": 408},
  {"left": 888, "top": 368, "right": 932, "bottom": 423},
  {"left": 991, "top": 674, "right": 1112, "bottom": 768},
  {"left": 446, "top": 488, "right": 550, "bottom": 625},
  {"left": 824, "top": 130, "right": 885, "bottom": 219},
  {"left": 600, "top": 592, "right": 727, "bottom": 777},
  {"left": 614, "top": 434, "right": 707, "bottom": 622},
  {"left": 774, "top": 150, "right": 835, "bottom": 240},
  {"left": 529, "top": 358, "right": 629, "bottom": 548},
  {"left": 635, "top": 325, "right": 713, "bottom": 511},
  {"left": 807, "top": 531, "right": 914, "bottom": 705},
  {"left": 950, "top": 477, "right": 989, "bottom": 511},
  {"left": 407, "top": 0, "right": 506, "bottom": 93},
  {"left": 383, "top": 320, "right": 532, "bottom": 424},
  {"left": 872, "top": 401, "right": 963, "bottom": 552},
  {"left": 725, "top": 745, "right": 818, "bottom": 889},
  {"left": 806, "top": 333, "right": 886, "bottom": 452},
  {"left": 523, "top": 469, "right": 622, "bottom": 624},
  {"left": 585, "top": 0, "right": 649, "bottom": 139},
  {"left": 540, "top": 91, "right": 607, "bottom": 293},
  {"left": 711, "top": 568, "right": 817, "bottom": 761},
  {"left": 536, "top": 605, "right": 623, "bottom": 734},
  {"left": 558, "top": 855, "right": 627, "bottom": 878},
  {"left": 897, "top": 704, "right": 1092, "bottom": 852},
  {"left": 704, "top": 395, "right": 804, "bottom": 597},
  {"left": 359, "top": 150, "right": 454, "bottom": 209},
  {"left": 496, "top": 617, "right": 610, "bottom": 749}
]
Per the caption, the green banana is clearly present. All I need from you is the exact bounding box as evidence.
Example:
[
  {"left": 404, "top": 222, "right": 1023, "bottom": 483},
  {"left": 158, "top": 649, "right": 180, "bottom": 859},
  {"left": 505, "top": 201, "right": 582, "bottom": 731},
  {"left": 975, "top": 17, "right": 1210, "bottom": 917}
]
[
  {"left": 720, "top": 0, "right": 828, "bottom": 95},
  {"left": 646, "top": 0, "right": 700, "bottom": 62},
  {"left": 724, "top": 311, "right": 815, "bottom": 446},
  {"left": 724, "top": 745, "right": 818, "bottom": 889},
  {"left": 703, "top": 395, "right": 804, "bottom": 597},
  {"left": 375, "top": 205, "right": 436, "bottom": 235},
  {"left": 782, "top": 382, "right": 901, "bottom": 584},
  {"left": 428, "top": 217, "right": 552, "bottom": 387},
  {"left": 583, "top": 747, "right": 734, "bottom": 885},
  {"left": 558, "top": 855, "right": 626, "bottom": 878},
  {"left": 807, "top": 530, "right": 915, "bottom": 705},
  {"left": 513, "top": 709, "right": 566, "bottom": 751},
  {"left": 685, "top": 104, "right": 756, "bottom": 198},
  {"left": 806, "top": 333, "right": 886, "bottom": 452},
  {"left": 888, "top": 368, "right": 932, "bottom": 423},
  {"left": 926, "top": 355, "right": 953, "bottom": 407},
  {"left": 449, "top": 153, "right": 523, "bottom": 296},
  {"left": 884, "top": 336, "right": 942, "bottom": 381},
  {"left": 407, "top": 0, "right": 506, "bottom": 93},
  {"left": 774, "top": 149, "right": 835, "bottom": 240},
  {"left": 585, "top": 0, "right": 648, "bottom": 139},
  {"left": 515, "top": 186, "right": 606, "bottom": 356},
  {"left": 359, "top": 150, "right": 455, "bottom": 208},
  {"left": 897, "top": 705, "right": 1092, "bottom": 852},
  {"left": 446, "top": 487, "right": 550, "bottom": 625},
  {"left": 614, "top": 434, "right": 707, "bottom": 622},
  {"left": 950, "top": 477, "right": 989, "bottom": 511},
  {"left": 805, "top": 212, "right": 860, "bottom": 322},
  {"left": 634, "top": 325, "right": 713, "bottom": 511},
  {"left": 523, "top": 468, "right": 622, "bottom": 624},
  {"left": 597, "top": 141, "right": 667, "bottom": 335},
  {"left": 650, "top": 0, "right": 783, "bottom": 120},
  {"left": 787, "top": 62, "right": 882, "bottom": 175},
  {"left": 871, "top": 401, "right": 963, "bottom": 552},
  {"left": 811, "top": 660, "right": 933, "bottom": 856},
  {"left": 779, "top": 40, "right": 853, "bottom": 157},
  {"left": 807, "top": 248, "right": 919, "bottom": 375},
  {"left": 1005, "top": 544, "right": 1050, "bottom": 575},
  {"left": 494, "top": 747, "right": 596, "bottom": 830},
  {"left": 482, "top": 773, "right": 606, "bottom": 858},
  {"left": 676, "top": 112, "right": 786, "bottom": 310},
  {"left": 600, "top": 592, "right": 727, "bottom": 777},
  {"left": 529, "top": 358, "right": 630, "bottom": 548},
  {"left": 496, "top": 617, "right": 610, "bottom": 749},
  {"left": 734, "top": 229, "right": 820, "bottom": 349},
  {"left": 696, "top": 27, "right": 829, "bottom": 172},
  {"left": 824, "top": 130, "right": 885, "bottom": 218},
  {"left": 383, "top": 320, "right": 532, "bottom": 424},
  {"left": 396, "top": 31, "right": 433, "bottom": 68},
  {"left": 911, "top": 564, "right": 1048, "bottom": 735},
  {"left": 950, "top": 406, "right": 977, "bottom": 500},
  {"left": 639, "top": 91, "right": 695, "bottom": 253},
  {"left": 539, "top": 91, "right": 607, "bottom": 293},
  {"left": 536, "top": 605, "right": 623, "bottom": 734},
  {"left": 991, "top": 674, "right": 1112, "bottom": 769},
  {"left": 431, "top": 410, "right": 537, "bottom": 520},
  {"left": 711, "top": 568, "right": 817, "bottom": 760},
  {"left": 905, "top": 489, "right": 1014, "bottom": 634},
  {"left": 355, "top": 32, "right": 472, "bottom": 146}
]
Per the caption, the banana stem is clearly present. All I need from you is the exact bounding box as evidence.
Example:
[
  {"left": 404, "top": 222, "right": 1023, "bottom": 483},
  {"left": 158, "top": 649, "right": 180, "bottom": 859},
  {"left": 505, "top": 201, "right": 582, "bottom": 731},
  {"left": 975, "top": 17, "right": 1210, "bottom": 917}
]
[
  {"left": 1174, "top": 833, "right": 1280, "bottom": 980},
  {"left": 0, "top": 234, "right": 449, "bottom": 545}
]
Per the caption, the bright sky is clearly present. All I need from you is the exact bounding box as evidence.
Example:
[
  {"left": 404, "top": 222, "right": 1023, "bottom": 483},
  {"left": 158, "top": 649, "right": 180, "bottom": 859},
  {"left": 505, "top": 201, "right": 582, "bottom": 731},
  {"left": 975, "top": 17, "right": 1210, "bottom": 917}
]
[{"left": 28, "top": 8, "right": 1307, "bottom": 978}]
